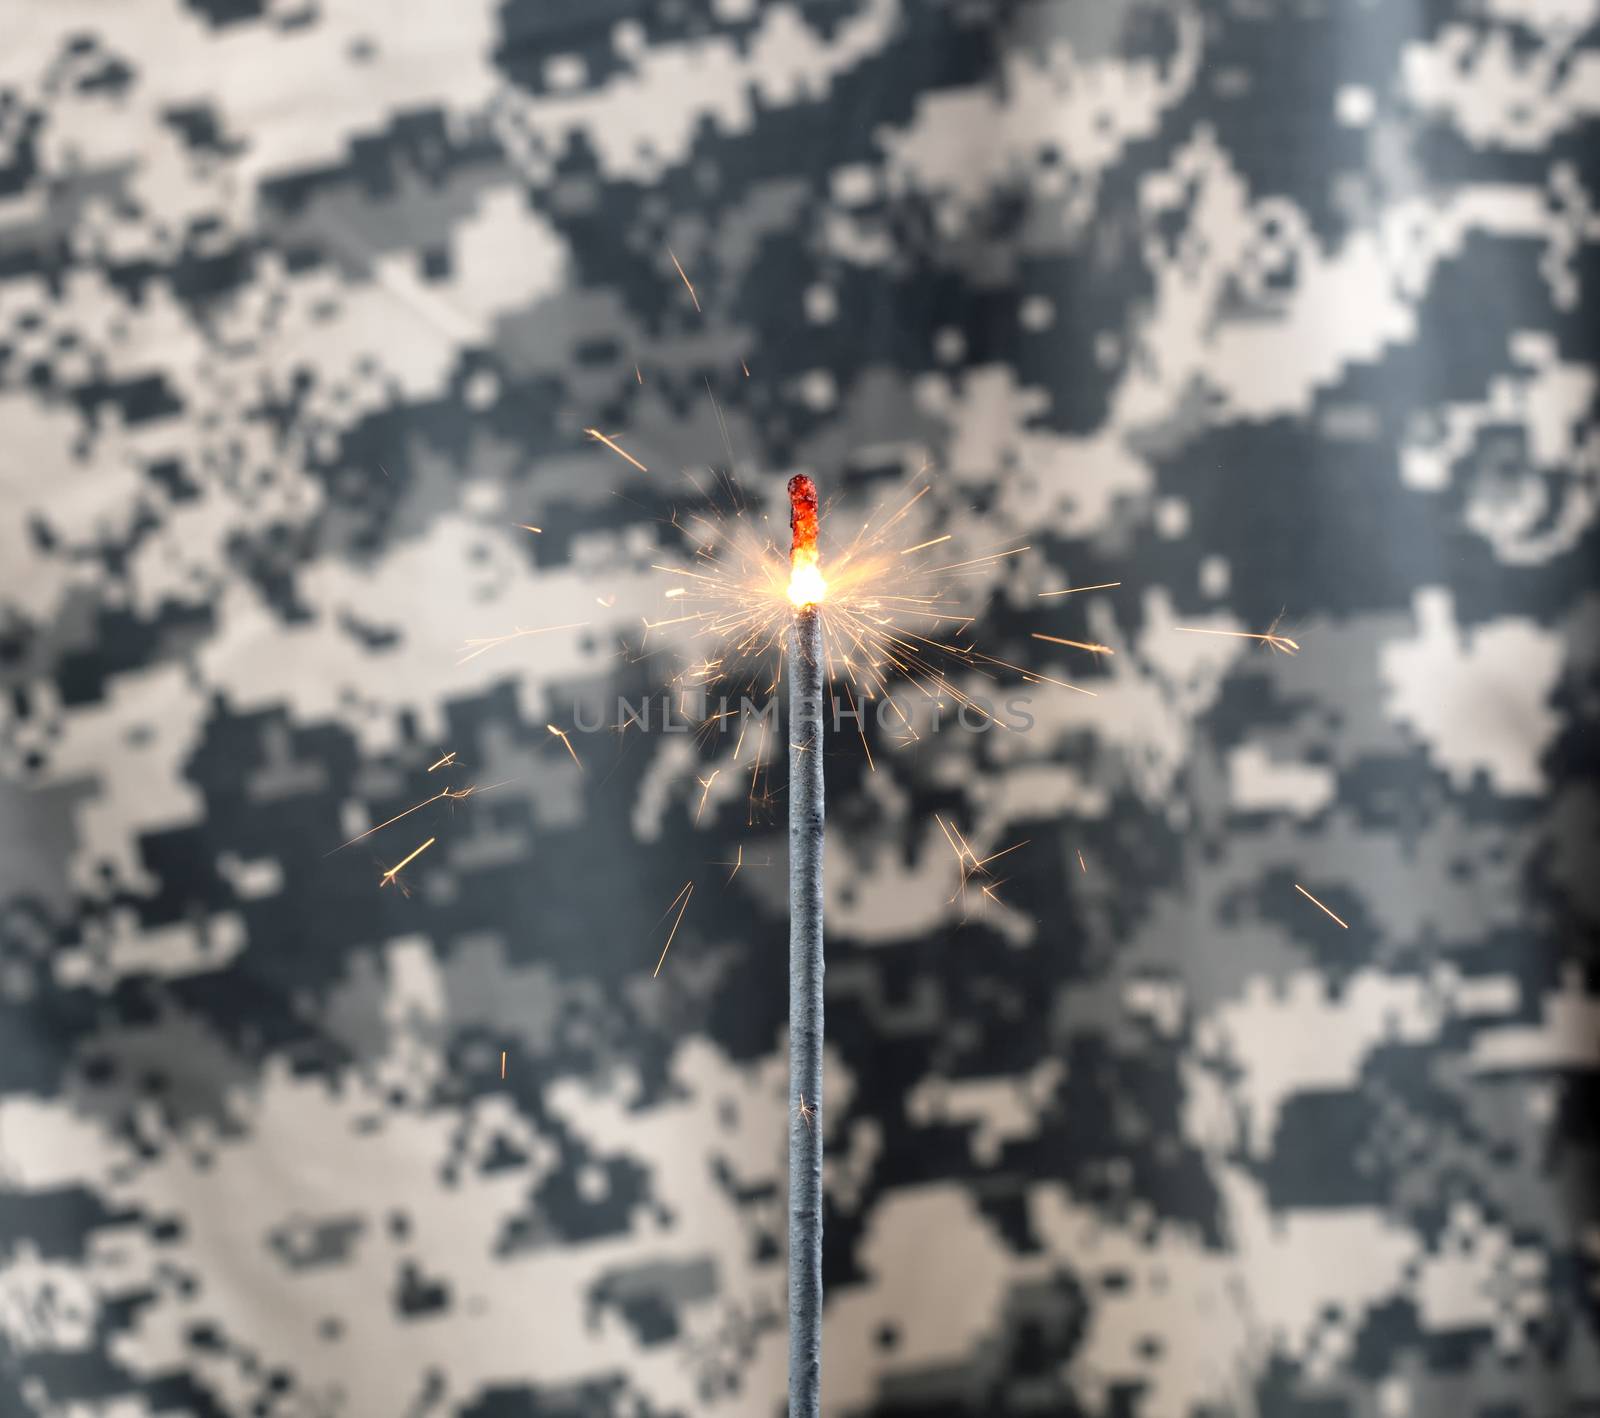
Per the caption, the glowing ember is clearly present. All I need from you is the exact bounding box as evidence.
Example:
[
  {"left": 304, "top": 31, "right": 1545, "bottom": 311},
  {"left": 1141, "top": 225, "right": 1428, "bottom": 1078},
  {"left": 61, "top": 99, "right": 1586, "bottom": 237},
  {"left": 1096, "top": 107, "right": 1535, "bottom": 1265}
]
[
  {"left": 787, "top": 473, "right": 825, "bottom": 607},
  {"left": 788, "top": 562, "right": 827, "bottom": 608}
]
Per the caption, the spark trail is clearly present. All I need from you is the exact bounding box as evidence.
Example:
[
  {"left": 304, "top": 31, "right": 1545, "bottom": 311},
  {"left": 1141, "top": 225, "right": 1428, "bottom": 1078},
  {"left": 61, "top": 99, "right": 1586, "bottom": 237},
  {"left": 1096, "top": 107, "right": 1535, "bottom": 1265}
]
[
  {"left": 652, "top": 881, "right": 695, "bottom": 978},
  {"left": 380, "top": 837, "right": 435, "bottom": 888},
  {"left": 1177, "top": 624, "right": 1300, "bottom": 655},
  {"left": 1295, "top": 882, "right": 1349, "bottom": 928},
  {"left": 584, "top": 427, "right": 648, "bottom": 474}
]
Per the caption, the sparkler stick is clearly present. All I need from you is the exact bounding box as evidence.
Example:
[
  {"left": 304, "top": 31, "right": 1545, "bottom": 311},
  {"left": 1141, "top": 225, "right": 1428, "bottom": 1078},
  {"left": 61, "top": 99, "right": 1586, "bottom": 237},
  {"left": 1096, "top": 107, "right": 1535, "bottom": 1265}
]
[{"left": 785, "top": 473, "right": 826, "bottom": 1418}]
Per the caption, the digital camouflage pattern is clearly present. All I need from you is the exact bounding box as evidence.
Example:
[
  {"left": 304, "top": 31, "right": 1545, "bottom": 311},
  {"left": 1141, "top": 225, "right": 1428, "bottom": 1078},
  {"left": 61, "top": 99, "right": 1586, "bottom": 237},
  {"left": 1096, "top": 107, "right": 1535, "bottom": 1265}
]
[{"left": 1, "top": 1, "right": 1598, "bottom": 1414}]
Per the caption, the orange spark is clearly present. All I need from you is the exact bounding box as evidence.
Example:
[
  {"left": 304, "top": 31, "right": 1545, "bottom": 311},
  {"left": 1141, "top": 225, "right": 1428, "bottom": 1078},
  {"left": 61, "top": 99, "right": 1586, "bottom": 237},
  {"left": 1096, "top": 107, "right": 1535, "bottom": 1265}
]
[
  {"left": 596, "top": 593, "right": 617, "bottom": 608},
  {"left": 328, "top": 781, "right": 505, "bottom": 854},
  {"left": 900, "top": 535, "right": 952, "bottom": 556},
  {"left": 1176, "top": 625, "right": 1300, "bottom": 655},
  {"left": 922, "top": 546, "right": 1030, "bottom": 575},
  {"left": 976, "top": 839, "right": 1029, "bottom": 872},
  {"left": 517, "top": 523, "right": 542, "bottom": 534},
  {"left": 635, "top": 363, "right": 643, "bottom": 383},
  {"left": 344, "top": 793, "right": 451, "bottom": 851},
  {"left": 427, "top": 752, "right": 456, "bottom": 772},
  {"left": 695, "top": 770, "right": 720, "bottom": 822},
  {"left": 712, "top": 844, "right": 771, "bottom": 880},
  {"left": 740, "top": 359, "right": 750, "bottom": 378},
  {"left": 668, "top": 247, "right": 700, "bottom": 312},
  {"left": 935, "top": 816, "right": 1027, "bottom": 911},
  {"left": 380, "top": 836, "right": 435, "bottom": 888},
  {"left": 1294, "top": 883, "right": 1349, "bottom": 929},
  {"left": 546, "top": 724, "right": 583, "bottom": 772},
  {"left": 1038, "top": 581, "right": 1121, "bottom": 597},
  {"left": 1032, "top": 632, "right": 1115, "bottom": 656},
  {"left": 1077, "top": 849, "right": 1087, "bottom": 874},
  {"left": 936, "top": 819, "right": 971, "bottom": 898},
  {"left": 500, "top": 1050, "right": 506, "bottom": 1079},
  {"left": 584, "top": 427, "right": 648, "bottom": 474},
  {"left": 652, "top": 881, "right": 695, "bottom": 977},
  {"left": 457, "top": 621, "right": 590, "bottom": 665}
]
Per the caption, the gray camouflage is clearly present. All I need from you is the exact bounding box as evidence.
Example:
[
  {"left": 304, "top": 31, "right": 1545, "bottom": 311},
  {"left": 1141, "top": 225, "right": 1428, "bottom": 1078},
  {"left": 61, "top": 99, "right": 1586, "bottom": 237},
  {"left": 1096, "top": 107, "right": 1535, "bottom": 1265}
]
[{"left": 1, "top": 0, "right": 1598, "bottom": 1415}]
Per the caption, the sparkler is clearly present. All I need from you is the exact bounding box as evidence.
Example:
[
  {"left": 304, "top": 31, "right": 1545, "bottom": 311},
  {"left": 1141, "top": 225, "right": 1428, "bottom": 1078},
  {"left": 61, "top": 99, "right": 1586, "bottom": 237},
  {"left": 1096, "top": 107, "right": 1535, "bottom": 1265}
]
[
  {"left": 345, "top": 322, "right": 1350, "bottom": 1418},
  {"left": 786, "top": 473, "right": 826, "bottom": 1418},
  {"left": 360, "top": 236, "right": 1323, "bottom": 1400}
]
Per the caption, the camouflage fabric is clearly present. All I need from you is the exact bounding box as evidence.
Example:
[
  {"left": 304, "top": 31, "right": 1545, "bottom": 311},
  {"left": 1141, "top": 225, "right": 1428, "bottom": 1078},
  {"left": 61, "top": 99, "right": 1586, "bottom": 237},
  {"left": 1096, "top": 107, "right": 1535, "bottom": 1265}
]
[{"left": 2, "top": 1, "right": 1598, "bottom": 1414}]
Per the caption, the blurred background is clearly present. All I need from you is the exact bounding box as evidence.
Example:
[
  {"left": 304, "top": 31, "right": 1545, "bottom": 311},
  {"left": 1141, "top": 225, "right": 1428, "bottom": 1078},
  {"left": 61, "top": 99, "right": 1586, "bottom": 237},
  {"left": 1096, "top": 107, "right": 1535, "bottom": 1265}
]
[{"left": 2, "top": 1, "right": 1598, "bottom": 1414}]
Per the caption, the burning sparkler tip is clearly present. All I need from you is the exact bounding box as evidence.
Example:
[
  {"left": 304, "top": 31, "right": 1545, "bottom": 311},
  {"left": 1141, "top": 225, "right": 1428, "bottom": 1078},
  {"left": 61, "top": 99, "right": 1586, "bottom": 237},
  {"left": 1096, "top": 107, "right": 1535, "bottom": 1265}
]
[
  {"left": 787, "top": 474, "right": 818, "bottom": 520},
  {"left": 787, "top": 474, "right": 824, "bottom": 607}
]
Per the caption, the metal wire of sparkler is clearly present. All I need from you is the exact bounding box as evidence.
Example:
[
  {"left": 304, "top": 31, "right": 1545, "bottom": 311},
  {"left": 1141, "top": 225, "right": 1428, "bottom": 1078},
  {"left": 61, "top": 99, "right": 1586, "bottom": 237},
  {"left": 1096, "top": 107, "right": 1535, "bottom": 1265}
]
[{"left": 785, "top": 474, "right": 826, "bottom": 1418}]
